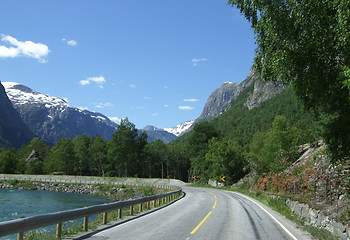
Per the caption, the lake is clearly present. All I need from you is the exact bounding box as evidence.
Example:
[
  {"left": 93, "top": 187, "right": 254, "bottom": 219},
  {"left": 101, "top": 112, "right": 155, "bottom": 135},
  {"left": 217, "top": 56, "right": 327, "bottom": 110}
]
[{"left": 0, "top": 189, "right": 108, "bottom": 239}]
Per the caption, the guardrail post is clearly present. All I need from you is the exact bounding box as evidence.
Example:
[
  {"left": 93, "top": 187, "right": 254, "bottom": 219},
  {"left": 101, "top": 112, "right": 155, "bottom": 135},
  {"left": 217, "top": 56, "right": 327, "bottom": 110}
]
[
  {"left": 139, "top": 203, "right": 143, "bottom": 212},
  {"left": 84, "top": 216, "right": 89, "bottom": 231},
  {"left": 56, "top": 222, "right": 62, "bottom": 239},
  {"left": 130, "top": 205, "right": 134, "bottom": 215},
  {"left": 17, "top": 232, "right": 23, "bottom": 240},
  {"left": 147, "top": 201, "right": 150, "bottom": 210},
  {"left": 103, "top": 212, "right": 108, "bottom": 225},
  {"left": 17, "top": 216, "right": 24, "bottom": 240},
  {"left": 118, "top": 208, "right": 122, "bottom": 219}
]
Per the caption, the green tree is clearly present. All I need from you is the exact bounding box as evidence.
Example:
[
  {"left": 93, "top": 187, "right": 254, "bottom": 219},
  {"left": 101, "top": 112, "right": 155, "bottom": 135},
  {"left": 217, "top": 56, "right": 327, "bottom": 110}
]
[
  {"left": 0, "top": 148, "right": 18, "bottom": 174},
  {"left": 46, "top": 139, "right": 76, "bottom": 174},
  {"left": 89, "top": 135, "right": 107, "bottom": 176},
  {"left": 228, "top": 0, "right": 350, "bottom": 160},
  {"left": 17, "top": 138, "right": 50, "bottom": 174},
  {"left": 144, "top": 140, "right": 167, "bottom": 178},
  {"left": 167, "top": 142, "right": 191, "bottom": 181},
  {"left": 205, "top": 138, "right": 246, "bottom": 184},
  {"left": 72, "top": 134, "right": 91, "bottom": 175},
  {"left": 249, "top": 116, "right": 300, "bottom": 174},
  {"left": 188, "top": 121, "right": 220, "bottom": 180},
  {"left": 107, "top": 118, "right": 138, "bottom": 177}
]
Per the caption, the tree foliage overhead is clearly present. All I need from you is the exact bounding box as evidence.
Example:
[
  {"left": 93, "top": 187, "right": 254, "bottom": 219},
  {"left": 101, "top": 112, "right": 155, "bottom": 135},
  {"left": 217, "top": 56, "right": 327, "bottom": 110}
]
[{"left": 228, "top": 0, "right": 350, "bottom": 160}]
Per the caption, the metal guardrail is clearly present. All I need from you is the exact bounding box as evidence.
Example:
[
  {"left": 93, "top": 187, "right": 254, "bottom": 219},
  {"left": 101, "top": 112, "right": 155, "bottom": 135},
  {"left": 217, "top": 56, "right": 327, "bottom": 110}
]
[{"left": 0, "top": 189, "right": 182, "bottom": 239}]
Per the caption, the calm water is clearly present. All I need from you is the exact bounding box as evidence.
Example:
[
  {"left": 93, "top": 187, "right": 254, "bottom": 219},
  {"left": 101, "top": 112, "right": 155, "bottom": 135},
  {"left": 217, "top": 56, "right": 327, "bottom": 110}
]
[{"left": 0, "top": 189, "right": 108, "bottom": 239}]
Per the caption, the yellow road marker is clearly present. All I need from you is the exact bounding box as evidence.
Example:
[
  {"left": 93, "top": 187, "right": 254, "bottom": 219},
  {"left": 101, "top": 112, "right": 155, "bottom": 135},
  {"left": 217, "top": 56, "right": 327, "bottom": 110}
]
[{"left": 190, "top": 192, "right": 217, "bottom": 235}]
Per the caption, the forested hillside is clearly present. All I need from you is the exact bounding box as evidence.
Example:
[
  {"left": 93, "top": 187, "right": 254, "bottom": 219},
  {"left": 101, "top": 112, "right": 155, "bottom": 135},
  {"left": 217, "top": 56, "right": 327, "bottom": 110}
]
[{"left": 170, "top": 84, "right": 321, "bottom": 183}]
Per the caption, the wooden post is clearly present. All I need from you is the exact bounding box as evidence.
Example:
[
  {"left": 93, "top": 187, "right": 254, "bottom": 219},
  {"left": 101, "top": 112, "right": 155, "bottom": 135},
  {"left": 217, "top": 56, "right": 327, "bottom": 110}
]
[
  {"left": 118, "top": 208, "right": 122, "bottom": 219},
  {"left": 140, "top": 203, "right": 143, "bottom": 212},
  {"left": 147, "top": 201, "right": 150, "bottom": 210},
  {"left": 84, "top": 216, "right": 89, "bottom": 231},
  {"left": 103, "top": 212, "right": 108, "bottom": 225},
  {"left": 130, "top": 205, "right": 134, "bottom": 215},
  {"left": 17, "top": 232, "right": 24, "bottom": 240},
  {"left": 17, "top": 216, "right": 24, "bottom": 240},
  {"left": 56, "top": 222, "right": 62, "bottom": 239}
]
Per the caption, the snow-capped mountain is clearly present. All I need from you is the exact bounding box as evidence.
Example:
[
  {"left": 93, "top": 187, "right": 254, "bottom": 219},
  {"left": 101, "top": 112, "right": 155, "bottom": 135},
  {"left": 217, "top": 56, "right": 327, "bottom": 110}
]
[
  {"left": 141, "top": 126, "right": 177, "bottom": 144},
  {"left": 2, "top": 82, "right": 118, "bottom": 145},
  {"left": 163, "top": 120, "right": 194, "bottom": 137}
]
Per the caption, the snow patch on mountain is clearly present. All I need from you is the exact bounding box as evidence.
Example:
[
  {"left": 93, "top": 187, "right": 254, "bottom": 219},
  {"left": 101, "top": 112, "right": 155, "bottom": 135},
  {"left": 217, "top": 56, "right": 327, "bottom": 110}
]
[
  {"left": 2, "top": 82, "right": 69, "bottom": 109},
  {"left": 163, "top": 120, "right": 194, "bottom": 137}
]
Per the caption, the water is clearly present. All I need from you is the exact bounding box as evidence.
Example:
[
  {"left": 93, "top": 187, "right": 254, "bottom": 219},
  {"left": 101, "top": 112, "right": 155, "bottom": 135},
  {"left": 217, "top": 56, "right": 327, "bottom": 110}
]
[{"left": 0, "top": 189, "right": 108, "bottom": 239}]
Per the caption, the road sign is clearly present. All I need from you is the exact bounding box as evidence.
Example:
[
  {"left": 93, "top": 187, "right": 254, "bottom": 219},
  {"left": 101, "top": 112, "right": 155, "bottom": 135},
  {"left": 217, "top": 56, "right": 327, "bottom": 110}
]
[
  {"left": 135, "top": 174, "right": 139, "bottom": 178},
  {"left": 221, "top": 176, "right": 226, "bottom": 182},
  {"left": 167, "top": 175, "right": 171, "bottom": 179},
  {"left": 193, "top": 175, "right": 199, "bottom": 181}
]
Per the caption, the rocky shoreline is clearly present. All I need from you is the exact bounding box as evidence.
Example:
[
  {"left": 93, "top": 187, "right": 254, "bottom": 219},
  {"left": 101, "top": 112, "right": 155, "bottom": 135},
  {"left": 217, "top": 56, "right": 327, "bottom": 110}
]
[{"left": 0, "top": 180, "right": 149, "bottom": 201}]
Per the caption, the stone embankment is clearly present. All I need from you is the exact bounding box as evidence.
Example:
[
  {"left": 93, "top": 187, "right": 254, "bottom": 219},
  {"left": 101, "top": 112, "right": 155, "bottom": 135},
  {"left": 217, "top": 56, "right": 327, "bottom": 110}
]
[
  {"left": 0, "top": 181, "right": 123, "bottom": 199},
  {"left": 286, "top": 199, "right": 349, "bottom": 240}
]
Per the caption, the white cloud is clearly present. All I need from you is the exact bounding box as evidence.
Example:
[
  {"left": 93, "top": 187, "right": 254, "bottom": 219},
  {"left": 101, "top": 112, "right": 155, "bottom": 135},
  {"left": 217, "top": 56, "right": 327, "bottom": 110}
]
[
  {"left": 184, "top": 98, "right": 199, "bottom": 102},
  {"left": 144, "top": 96, "right": 152, "bottom": 100},
  {"left": 129, "top": 84, "right": 136, "bottom": 88},
  {"left": 80, "top": 80, "right": 90, "bottom": 85},
  {"left": 108, "top": 116, "right": 121, "bottom": 124},
  {"left": 164, "top": 104, "right": 169, "bottom": 107},
  {"left": 179, "top": 105, "right": 194, "bottom": 110},
  {"left": 67, "top": 40, "right": 77, "bottom": 46},
  {"left": 80, "top": 76, "right": 106, "bottom": 87},
  {"left": 152, "top": 113, "right": 159, "bottom": 117},
  {"left": 192, "top": 58, "right": 208, "bottom": 67},
  {"left": 95, "top": 102, "right": 113, "bottom": 108},
  {"left": 0, "top": 34, "right": 50, "bottom": 63},
  {"left": 62, "top": 38, "right": 77, "bottom": 46}
]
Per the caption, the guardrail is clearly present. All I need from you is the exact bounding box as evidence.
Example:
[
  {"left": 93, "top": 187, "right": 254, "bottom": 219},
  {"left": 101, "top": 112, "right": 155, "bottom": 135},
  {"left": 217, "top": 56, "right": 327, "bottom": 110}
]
[{"left": 0, "top": 188, "right": 182, "bottom": 239}]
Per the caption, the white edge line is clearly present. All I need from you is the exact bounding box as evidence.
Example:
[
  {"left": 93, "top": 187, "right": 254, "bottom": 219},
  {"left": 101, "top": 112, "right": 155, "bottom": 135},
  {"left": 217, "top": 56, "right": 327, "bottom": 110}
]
[{"left": 234, "top": 192, "right": 298, "bottom": 240}]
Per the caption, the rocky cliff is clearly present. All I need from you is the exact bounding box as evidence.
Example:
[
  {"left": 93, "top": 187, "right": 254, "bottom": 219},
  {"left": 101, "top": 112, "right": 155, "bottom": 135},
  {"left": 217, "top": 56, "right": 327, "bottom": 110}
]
[
  {"left": 0, "top": 82, "right": 35, "bottom": 148},
  {"left": 196, "top": 68, "right": 285, "bottom": 123}
]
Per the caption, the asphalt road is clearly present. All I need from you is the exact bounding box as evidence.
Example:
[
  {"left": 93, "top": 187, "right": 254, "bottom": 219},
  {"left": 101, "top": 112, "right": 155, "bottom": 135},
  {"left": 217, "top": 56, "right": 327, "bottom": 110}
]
[{"left": 80, "top": 187, "right": 313, "bottom": 240}]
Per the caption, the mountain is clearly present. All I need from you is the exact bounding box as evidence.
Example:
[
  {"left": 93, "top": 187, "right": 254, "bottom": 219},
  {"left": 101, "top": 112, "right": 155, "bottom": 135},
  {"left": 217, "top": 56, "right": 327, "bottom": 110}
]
[
  {"left": 2, "top": 82, "right": 118, "bottom": 145},
  {"left": 196, "top": 68, "right": 285, "bottom": 123},
  {"left": 141, "top": 126, "right": 177, "bottom": 144},
  {"left": 0, "top": 82, "right": 35, "bottom": 148},
  {"left": 163, "top": 120, "right": 194, "bottom": 137}
]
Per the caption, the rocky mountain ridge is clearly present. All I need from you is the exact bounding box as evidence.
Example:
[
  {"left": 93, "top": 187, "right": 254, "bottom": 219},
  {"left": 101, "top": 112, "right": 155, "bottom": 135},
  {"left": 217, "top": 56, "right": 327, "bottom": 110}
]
[
  {"left": 196, "top": 68, "right": 285, "bottom": 124},
  {"left": 2, "top": 82, "right": 178, "bottom": 145},
  {"left": 0, "top": 82, "right": 35, "bottom": 148},
  {"left": 3, "top": 82, "right": 118, "bottom": 145}
]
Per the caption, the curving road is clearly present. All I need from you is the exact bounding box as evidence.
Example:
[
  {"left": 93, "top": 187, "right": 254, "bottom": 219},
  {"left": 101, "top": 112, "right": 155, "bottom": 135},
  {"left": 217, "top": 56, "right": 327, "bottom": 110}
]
[{"left": 80, "top": 187, "right": 313, "bottom": 240}]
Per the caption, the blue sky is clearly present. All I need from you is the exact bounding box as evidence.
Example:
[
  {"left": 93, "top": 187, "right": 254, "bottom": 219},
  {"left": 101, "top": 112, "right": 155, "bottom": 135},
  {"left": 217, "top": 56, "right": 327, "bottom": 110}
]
[{"left": 0, "top": 0, "right": 255, "bottom": 129}]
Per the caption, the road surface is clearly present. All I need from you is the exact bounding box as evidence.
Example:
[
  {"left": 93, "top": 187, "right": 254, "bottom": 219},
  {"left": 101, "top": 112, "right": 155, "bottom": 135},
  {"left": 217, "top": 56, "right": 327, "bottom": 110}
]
[{"left": 79, "top": 187, "right": 313, "bottom": 240}]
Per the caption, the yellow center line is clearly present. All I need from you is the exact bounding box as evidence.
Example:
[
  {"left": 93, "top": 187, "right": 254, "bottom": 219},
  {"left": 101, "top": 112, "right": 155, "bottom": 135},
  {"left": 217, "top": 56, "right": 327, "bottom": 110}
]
[{"left": 190, "top": 192, "right": 217, "bottom": 235}]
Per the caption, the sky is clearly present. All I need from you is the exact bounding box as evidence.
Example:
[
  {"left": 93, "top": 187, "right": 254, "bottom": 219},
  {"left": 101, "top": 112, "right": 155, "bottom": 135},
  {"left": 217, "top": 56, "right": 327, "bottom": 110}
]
[{"left": 0, "top": 0, "right": 256, "bottom": 129}]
